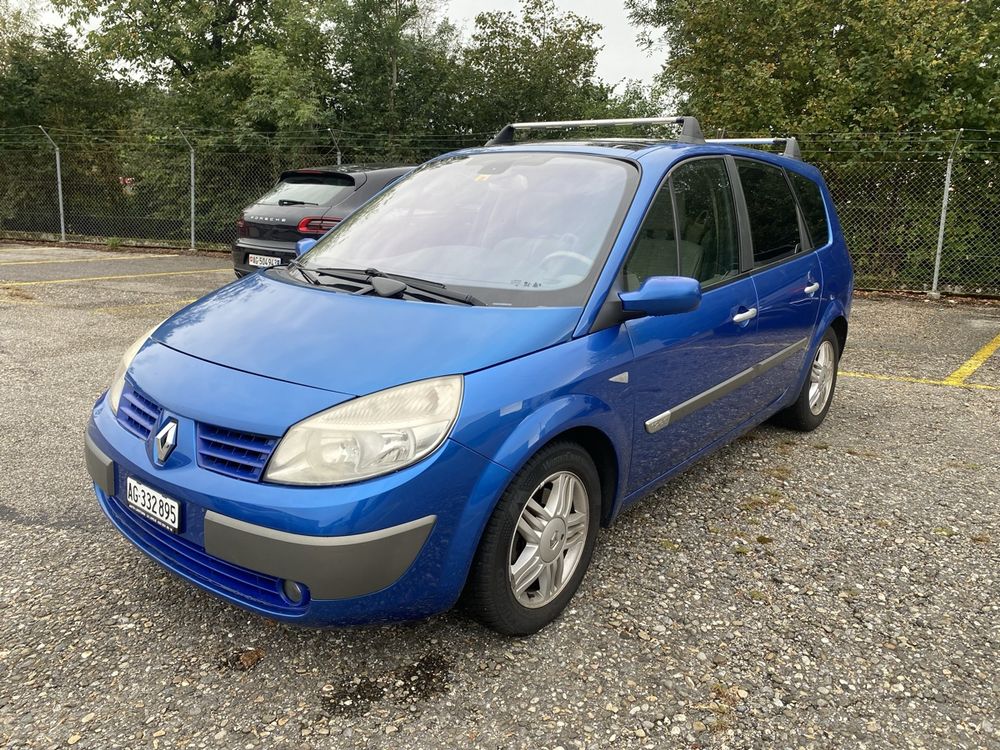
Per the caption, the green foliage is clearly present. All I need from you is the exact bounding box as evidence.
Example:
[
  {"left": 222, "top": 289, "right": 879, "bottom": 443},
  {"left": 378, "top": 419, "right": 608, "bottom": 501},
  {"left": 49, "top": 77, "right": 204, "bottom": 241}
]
[
  {"left": 462, "top": 0, "right": 611, "bottom": 127},
  {"left": 625, "top": 0, "right": 1000, "bottom": 135}
]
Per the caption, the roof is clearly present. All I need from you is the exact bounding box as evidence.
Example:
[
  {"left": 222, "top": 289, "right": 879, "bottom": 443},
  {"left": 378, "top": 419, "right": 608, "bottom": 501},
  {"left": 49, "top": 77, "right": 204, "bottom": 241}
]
[{"left": 478, "top": 116, "right": 803, "bottom": 161}]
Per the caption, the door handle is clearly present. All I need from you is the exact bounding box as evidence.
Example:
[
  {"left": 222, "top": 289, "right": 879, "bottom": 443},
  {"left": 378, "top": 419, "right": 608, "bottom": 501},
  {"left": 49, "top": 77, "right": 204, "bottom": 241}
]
[
  {"left": 732, "top": 307, "right": 758, "bottom": 323},
  {"left": 804, "top": 282, "right": 820, "bottom": 295}
]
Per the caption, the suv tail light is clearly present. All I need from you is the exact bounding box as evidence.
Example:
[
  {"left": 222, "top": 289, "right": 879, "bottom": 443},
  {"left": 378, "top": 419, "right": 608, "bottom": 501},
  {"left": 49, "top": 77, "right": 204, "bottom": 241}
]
[
  {"left": 237, "top": 214, "right": 248, "bottom": 238},
  {"left": 297, "top": 217, "right": 340, "bottom": 235}
]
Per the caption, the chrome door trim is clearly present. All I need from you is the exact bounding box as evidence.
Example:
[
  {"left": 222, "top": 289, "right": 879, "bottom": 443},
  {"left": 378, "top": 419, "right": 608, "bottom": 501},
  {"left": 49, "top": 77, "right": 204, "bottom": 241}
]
[{"left": 644, "top": 337, "right": 809, "bottom": 434}]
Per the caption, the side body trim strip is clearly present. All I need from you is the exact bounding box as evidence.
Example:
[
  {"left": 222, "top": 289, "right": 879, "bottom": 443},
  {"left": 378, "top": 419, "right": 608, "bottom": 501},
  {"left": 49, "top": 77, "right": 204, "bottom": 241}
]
[{"left": 644, "top": 337, "right": 809, "bottom": 434}]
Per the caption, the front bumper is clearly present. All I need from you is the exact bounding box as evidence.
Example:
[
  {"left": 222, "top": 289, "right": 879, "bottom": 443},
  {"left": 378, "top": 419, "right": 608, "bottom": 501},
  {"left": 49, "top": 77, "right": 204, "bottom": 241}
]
[{"left": 85, "top": 397, "right": 512, "bottom": 626}]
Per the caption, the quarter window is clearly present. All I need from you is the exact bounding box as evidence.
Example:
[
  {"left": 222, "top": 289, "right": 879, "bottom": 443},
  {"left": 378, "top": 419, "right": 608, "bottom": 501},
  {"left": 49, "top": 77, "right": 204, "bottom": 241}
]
[
  {"left": 790, "top": 172, "right": 829, "bottom": 248},
  {"left": 670, "top": 159, "right": 740, "bottom": 285},
  {"left": 737, "top": 160, "right": 802, "bottom": 265}
]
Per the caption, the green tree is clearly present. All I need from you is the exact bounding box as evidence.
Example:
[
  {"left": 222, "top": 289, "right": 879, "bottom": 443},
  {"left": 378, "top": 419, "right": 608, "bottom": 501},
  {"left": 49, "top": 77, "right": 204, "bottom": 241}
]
[
  {"left": 462, "top": 0, "right": 617, "bottom": 133},
  {"left": 625, "top": 0, "right": 1000, "bottom": 134},
  {"left": 54, "top": 0, "right": 280, "bottom": 80},
  {"left": 330, "top": 0, "right": 469, "bottom": 151}
]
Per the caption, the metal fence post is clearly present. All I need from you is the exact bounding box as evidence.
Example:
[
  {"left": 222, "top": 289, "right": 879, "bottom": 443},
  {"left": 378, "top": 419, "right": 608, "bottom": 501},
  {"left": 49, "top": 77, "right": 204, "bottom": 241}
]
[
  {"left": 328, "top": 128, "right": 343, "bottom": 165},
  {"left": 929, "top": 129, "right": 963, "bottom": 298},
  {"left": 37, "top": 126, "right": 66, "bottom": 242},
  {"left": 177, "top": 128, "right": 196, "bottom": 250}
]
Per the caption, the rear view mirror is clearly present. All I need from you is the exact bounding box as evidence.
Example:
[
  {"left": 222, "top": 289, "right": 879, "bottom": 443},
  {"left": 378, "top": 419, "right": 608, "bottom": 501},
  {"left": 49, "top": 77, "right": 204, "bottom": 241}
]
[
  {"left": 295, "top": 238, "right": 317, "bottom": 256},
  {"left": 619, "top": 276, "right": 701, "bottom": 317}
]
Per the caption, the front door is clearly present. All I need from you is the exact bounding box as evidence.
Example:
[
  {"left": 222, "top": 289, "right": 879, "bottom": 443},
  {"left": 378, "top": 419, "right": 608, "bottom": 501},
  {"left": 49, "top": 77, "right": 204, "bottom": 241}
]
[{"left": 623, "top": 157, "right": 762, "bottom": 493}]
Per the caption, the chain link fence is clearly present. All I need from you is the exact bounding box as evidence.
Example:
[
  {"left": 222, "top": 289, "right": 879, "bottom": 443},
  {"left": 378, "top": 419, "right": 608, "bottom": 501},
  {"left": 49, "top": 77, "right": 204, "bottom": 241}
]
[{"left": 1, "top": 128, "right": 998, "bottom": 295}]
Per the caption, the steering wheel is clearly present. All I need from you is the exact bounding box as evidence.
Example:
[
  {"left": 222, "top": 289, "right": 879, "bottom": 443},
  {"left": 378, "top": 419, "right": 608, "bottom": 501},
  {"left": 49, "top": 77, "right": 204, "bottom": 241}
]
[{"left": 537, "top": 250, "right": 592, "bottom": 277}]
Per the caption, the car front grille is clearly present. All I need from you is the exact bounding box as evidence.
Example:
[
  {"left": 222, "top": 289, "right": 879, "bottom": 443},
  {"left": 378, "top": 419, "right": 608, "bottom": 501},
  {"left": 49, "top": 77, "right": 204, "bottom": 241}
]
[
  {"left": 116, "top": 388, "right": 279, "bottom": 483},
  {"left": 116, "top": 383, "right": 162, "bottom": 439},
  {"left": 195, "top": 423, "right": 279, "bottom": 482},
  {"left": 102, "top": 487, "right": 304, "bottom": 614}
]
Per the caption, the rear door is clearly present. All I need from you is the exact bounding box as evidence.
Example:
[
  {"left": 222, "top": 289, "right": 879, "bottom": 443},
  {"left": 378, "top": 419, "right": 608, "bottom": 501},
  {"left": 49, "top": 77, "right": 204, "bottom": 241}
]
[
  {"left": 624, "top": 157, "right": 762, "bottom": 493},
  {"left": 733, "top": 158, "right": 822, "bottom": 409}
]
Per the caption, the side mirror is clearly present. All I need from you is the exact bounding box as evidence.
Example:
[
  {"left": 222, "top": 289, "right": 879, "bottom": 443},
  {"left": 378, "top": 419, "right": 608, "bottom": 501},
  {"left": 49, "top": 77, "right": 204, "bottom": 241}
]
[
  {"left": 295, "top": 238, "right": 317, "bottom": 256},
  {"left": 619, "top": 276, "right": 701, "bottom": 317}
]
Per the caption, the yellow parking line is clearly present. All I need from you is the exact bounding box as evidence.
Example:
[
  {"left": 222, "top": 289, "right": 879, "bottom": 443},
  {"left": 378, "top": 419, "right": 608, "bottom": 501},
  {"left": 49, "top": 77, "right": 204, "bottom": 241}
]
[
  {"left": 1, "top": 268, "right": 229, "bottom": 286},
  {"left": 943, "top": 331, "right": 1000, "bottom": 385},
  {"left": 95, "top": 298, "right": 198, "bottom": 313},
  {"left": 839, "top": 370, "right": 1000, "bottom": 391},
  {"left": 0, "top": 254, "right": 179, "bottom": 267}
]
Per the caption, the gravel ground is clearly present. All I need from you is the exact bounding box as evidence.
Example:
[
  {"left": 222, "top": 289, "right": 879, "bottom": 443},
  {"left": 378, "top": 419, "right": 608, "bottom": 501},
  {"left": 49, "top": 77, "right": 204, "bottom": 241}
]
[{"left": 1, "top": 245, "right": 998, "bottom": 749}]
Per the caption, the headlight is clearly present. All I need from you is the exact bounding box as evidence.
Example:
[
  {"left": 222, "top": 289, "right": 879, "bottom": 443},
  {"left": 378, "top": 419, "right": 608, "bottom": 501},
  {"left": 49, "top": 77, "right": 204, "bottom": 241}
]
[
  {"left": 264, "top": 376, "right": 463, "bottom": 486},
  {"left": 107, "top": 326, "right": 159, "bottom": 414}
]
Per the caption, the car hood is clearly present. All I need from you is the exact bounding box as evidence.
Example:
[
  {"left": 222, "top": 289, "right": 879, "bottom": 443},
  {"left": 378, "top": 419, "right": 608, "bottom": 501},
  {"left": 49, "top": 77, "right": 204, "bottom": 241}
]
[{"left": 152, "top": 271, "right": 582, "bottom": 396}]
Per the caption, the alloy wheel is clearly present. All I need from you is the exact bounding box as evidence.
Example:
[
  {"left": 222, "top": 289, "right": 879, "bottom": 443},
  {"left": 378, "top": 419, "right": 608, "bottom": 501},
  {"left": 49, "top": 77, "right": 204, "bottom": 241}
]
[
  {"left": 808, "top": 340, "right": 836, "bottom": 415},
  {"left": 508, "top": 471, "right": 590, "bottom": 609}
]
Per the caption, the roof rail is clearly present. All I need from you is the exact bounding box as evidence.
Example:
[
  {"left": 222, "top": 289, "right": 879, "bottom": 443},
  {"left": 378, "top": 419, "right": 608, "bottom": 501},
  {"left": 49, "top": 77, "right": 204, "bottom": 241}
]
[
  {"left": 485, "top": 116, "right": 705, "bottom": 147},
  {"left": 705, "top": 137, "right": 801, "bottom": 160}
]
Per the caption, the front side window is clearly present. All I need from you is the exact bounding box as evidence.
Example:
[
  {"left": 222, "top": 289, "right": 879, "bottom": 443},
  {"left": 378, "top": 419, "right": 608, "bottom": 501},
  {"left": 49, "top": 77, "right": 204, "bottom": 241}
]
[
  {"left": 789, "top": 172, "right": 829, "bottom": 249},
  {"left": 670, "top": 159, "right": 740, "bottom": 285},
  {"left": 622, "top": 186, "right": 677, "bottom": 291},
  {"left": 737, "top": 160, "right": 802, "bottom": 265},
  {"left": 302, "top": 152, "right": 638, "bottom": 307}
]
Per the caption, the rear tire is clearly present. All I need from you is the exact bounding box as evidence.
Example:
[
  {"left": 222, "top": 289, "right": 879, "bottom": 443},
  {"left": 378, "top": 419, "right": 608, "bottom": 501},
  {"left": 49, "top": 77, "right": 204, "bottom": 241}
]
[
  {"left": 465, "top": 442, "right": 601, "bottom": 636},
  {"left": 772, "top": 327, "right": 839, "bottom": 432}
]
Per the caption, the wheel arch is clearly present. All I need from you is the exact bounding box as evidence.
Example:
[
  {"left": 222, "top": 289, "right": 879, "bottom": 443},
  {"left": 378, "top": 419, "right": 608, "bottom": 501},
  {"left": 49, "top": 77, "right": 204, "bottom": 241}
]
[
  {"left": 830, "top": 314, "right": 848, "bottom": 355},
  {"left": 544, "top": 425, "right": 620, "bottom": 527}
]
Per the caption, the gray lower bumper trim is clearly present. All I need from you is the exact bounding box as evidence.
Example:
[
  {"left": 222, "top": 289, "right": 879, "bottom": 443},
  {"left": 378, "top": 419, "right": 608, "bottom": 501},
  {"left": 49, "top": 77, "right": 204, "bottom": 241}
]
[
  {"left": 203, "top": 512, "right": 436, "bottom": 600},
  {"left": 85, "top": 430, "right": 116, "bottom": 497}
]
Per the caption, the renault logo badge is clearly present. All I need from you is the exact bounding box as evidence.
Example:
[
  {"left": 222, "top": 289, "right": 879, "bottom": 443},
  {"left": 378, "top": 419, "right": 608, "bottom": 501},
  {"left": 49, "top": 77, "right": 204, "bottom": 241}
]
[{"left": 154, "top": 420, "right": 178, "bottom": 464}]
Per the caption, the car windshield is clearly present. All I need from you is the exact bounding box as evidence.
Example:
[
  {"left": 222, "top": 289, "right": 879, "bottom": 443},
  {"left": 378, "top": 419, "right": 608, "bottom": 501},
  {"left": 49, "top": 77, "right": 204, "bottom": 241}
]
[
  {"left": 257, "top": 173, "right": 355, "bottom": 206},
  {"left": 300, "top": 152, "right": 637, "bottom": 306}
]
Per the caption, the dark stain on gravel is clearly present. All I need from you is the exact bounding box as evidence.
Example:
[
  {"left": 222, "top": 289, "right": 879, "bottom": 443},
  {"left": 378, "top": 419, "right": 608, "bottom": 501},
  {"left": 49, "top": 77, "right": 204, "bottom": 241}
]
[
  {"left": 321, "top": 652, "right": 453, "bottom": 718},
  {"left": 321, "top": 677, "right": 387, "bottom": 717}
]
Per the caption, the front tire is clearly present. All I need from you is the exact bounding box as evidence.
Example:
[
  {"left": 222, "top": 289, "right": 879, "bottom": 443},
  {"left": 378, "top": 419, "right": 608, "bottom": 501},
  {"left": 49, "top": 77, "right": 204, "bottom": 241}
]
[
  {"left": 465, "top": 442, "right": 601, "bottom": 636},
  {"left": 773, "top": 328, "right": 840, "bottom": 431}
]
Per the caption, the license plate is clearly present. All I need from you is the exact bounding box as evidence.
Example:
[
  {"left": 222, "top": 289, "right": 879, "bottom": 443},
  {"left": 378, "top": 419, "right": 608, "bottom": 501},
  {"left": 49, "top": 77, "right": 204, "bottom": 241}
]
[
  {"left": 248, "top": 253, "right": 281, "bottom": 268},
  {"left": 125, "top": 477, "right": 180, "bottom": 532}
]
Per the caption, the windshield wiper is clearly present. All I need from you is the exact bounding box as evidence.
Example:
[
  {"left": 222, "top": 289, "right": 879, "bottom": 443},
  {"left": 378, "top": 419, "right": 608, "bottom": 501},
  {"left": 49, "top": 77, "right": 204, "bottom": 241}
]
[
  {"left": 278, "top": 199, "right": 318, "bottom": 206},
  {"left": 306, "top": 267, "right": 486, "bottom": 306},
  {"left": 287, "top": 258, "right": 321, "bottom": 285}
]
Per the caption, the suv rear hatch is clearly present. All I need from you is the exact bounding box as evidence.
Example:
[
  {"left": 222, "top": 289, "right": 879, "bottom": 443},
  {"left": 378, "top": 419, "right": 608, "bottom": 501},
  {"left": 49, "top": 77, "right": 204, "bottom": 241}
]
[{"left": 238, "top": 170, "right": 365, "bottom": 247}]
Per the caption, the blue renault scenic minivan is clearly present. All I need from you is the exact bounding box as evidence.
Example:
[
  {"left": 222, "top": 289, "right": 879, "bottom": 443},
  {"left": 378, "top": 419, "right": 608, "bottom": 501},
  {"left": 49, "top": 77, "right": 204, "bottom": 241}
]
[{"left": 85, "top": 117, "right": 853, "bottom": 635}]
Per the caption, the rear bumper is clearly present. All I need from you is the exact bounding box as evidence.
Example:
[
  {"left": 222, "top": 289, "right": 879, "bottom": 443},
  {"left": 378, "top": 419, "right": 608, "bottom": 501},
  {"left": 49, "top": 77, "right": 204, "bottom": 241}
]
[{"left": 232, "top": 241, "right": 296, "bottom": 277}]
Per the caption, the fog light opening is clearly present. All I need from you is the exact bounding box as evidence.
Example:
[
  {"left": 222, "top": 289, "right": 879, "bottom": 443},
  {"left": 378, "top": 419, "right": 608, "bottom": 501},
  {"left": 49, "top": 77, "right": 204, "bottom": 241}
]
[{"left": 282, "top": 579, "right": 306, "bottom": 605}]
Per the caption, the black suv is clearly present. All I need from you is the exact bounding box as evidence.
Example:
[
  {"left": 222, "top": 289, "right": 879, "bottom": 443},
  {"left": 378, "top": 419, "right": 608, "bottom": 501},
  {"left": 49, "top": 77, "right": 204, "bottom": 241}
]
[{"left": 233, "top": 165, "right": 412, "bottom": 277}]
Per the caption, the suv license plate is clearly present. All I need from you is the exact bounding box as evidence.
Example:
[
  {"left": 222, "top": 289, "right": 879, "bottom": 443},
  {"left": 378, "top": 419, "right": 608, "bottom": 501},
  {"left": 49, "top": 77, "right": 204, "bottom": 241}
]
[
  {"left": 248, "top": 254, "right": 281, "bottom": 268},
  {"left": 125, "top": 477, "right": 180, "bottom": 532}
]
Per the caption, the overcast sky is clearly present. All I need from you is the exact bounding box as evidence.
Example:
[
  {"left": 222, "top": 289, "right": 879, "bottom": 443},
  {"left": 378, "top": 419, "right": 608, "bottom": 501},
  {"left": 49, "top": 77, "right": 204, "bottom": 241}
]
[{"left": 445, "top": 0, "right": 661, "bottom": 87}]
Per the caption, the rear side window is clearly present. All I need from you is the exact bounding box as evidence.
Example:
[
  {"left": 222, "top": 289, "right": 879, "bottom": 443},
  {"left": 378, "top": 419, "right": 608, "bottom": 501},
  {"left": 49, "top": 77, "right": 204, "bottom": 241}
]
[
  {"left": 257, "top": 173, "right": 355, "bottom": 207},
  {"left": 789, "top": 172, "right": 829, "bottom": 248},
  {"left": 737, "top": 160, "right": 801, "bottom": 265}
]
